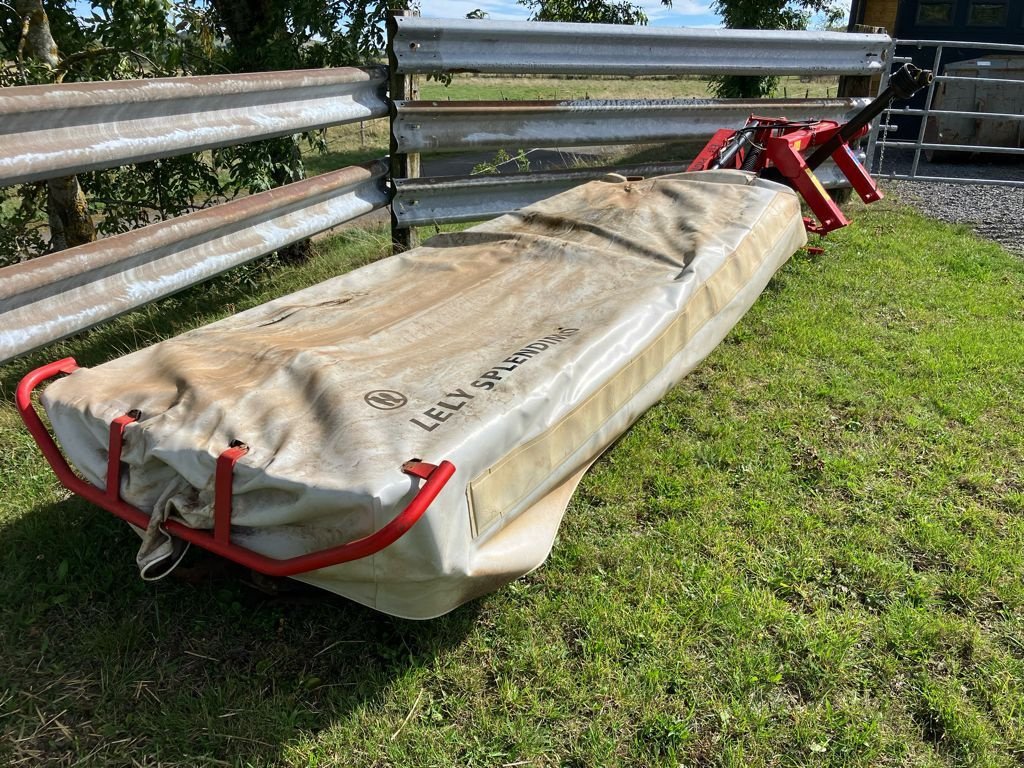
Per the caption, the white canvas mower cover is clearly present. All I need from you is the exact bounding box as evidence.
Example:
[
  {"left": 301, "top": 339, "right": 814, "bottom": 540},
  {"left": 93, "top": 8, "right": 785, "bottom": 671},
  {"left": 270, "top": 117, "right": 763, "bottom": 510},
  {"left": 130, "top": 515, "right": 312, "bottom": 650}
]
[{"left": 24, "top": 170, "right": 806, "bottom": 618}]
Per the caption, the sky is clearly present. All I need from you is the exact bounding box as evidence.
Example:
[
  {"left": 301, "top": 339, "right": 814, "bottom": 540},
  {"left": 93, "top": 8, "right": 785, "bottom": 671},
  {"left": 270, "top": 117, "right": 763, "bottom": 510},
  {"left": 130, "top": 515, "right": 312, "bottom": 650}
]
[{"left": 421, "top": 0, "right": 724, "bottom": 28}]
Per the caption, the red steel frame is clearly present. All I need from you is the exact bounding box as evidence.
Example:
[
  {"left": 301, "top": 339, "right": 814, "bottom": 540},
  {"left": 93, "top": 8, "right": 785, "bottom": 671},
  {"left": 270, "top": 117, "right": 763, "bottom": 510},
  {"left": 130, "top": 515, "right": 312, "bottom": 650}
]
[
  {"left": 16, "top": 357, "right": 456, "bottom": 577},
  {"left": 688, "top": 117, "right": 881, "bottom": 235}
]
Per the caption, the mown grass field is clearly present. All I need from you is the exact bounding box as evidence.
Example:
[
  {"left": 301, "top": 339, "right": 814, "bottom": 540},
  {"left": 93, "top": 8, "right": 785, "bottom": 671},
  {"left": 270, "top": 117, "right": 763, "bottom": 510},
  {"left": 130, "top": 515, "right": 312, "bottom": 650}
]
[
  {"left": 1, "top": 196, "right": 1023, "bottom": 767},
  {"left": 418, "top": 74, "right": 841, "bottom": 102}
]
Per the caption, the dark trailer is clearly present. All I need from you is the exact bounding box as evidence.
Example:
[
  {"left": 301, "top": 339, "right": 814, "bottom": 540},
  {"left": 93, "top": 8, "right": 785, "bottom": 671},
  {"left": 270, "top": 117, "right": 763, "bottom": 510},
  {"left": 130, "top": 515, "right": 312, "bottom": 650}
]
[
  {"left": 849, "top": 0, "right": 1024, "bottom": 156},
  {"left": 851, "top": 0, "right": 1024, "bottom": 45}
]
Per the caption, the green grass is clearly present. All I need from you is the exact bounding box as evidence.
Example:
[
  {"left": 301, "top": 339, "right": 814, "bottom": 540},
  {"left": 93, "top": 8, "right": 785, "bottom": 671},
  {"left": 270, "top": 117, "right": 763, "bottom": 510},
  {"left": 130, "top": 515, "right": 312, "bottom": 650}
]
[
  {"left": 302, "top": 120, "right": 390, "bottom": 178},
  {"left": 2, "top": 199, "right": 1024, "bottom": 766},
  {"left": 419, "top": 74, "right": 841, "bottom": 101}
]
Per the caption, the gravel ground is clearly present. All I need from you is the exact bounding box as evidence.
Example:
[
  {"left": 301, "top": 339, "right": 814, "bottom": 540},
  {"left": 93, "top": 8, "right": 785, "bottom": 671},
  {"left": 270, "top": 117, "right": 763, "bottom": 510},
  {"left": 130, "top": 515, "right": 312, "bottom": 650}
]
[{"left": 874, "top": 148, "right": 1024, "bottom": 256}]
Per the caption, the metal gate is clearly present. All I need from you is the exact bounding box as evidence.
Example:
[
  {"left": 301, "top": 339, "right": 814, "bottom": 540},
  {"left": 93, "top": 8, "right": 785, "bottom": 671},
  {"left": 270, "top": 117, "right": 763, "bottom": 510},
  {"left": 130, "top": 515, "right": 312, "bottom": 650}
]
[{"left": 867, "top": 38, "right": 1024, "bottom": 187}]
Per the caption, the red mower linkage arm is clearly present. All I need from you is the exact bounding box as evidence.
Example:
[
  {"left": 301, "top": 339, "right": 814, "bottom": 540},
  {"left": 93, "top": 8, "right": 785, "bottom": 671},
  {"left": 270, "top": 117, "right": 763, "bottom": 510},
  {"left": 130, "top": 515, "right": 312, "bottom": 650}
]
[
  {"left": 16, "top": 357, "right": 456, "bottom": 577},
  {"left": 688, "top": 64, "right": 933, "bottom": 235}
]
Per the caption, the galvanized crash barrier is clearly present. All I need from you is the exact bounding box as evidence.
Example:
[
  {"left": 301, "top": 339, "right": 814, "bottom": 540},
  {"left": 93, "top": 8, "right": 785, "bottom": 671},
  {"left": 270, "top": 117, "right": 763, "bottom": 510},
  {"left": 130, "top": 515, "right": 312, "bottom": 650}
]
[
  {"left": 393, "top": 157, "right": 865, "bottom": 228},
  {"left": 1, "top": 17, "right": 894, "bottom": 364},
  {"left": 0, "top": 162, "right": 388, "bottom": 363},
  {"left": 867, "top": 39, "right": 1024, "bottom": 188},
  {"left": 392, "top": 97, "right": 872, "bottom": 154},
  {"left": 0, "top": 67, "right": 389, "bottom": 187},
  {"left": 388, "top": 16, "right": 893, "bottom": 236},
  {"left": 390, "top": 17, "right": 890, "bottom": 76},
  {"left": 0, "top": 68, "right": 391, "bottom": 364}
]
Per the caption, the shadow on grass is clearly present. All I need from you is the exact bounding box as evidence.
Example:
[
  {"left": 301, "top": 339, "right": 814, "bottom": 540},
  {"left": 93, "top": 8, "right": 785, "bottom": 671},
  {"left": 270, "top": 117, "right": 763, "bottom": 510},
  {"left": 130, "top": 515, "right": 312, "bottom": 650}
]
[
  {"left": 0, "top": 494, "right": 479, "bottom": 765},
  {"left": 0, "top": 227, "right": 464, "bottom": 764}
]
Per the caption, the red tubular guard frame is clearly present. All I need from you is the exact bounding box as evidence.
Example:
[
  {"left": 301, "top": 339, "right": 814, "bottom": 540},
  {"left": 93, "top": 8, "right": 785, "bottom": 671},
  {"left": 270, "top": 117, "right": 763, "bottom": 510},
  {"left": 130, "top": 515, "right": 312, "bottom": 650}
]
[{"left": 16, "top": 357, "right": 456, "bottom": 577}]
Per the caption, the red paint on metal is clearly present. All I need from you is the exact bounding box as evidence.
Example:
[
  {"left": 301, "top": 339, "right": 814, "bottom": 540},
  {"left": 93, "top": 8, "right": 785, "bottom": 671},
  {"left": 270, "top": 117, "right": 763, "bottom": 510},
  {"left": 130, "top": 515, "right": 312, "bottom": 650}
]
[
  {"left": 832, "top": 142, "right": 881, "bottom": 203},
  {"left": 16, "top": 357, "right": 81, "bottom": 481},
  {"left": 766, "top": 131, "right": 850, "bottom": 234},
  {"left": 690, "top": 115, "right": 881, "bottom": 235},
  {"left": 402, "top": 460, "right": 438, "bottom": 480},
  {"left": 686, "top": 128, "right": 737, "bottom": 172},
  {"left": 17, "top": 358, "right": 456, "bottom": 577},
  {"left": 214, "top": 442, "right": 250, "bottom": 545},
  {"left": 106, "top": 411, "right": 138, "bottom": 502}
]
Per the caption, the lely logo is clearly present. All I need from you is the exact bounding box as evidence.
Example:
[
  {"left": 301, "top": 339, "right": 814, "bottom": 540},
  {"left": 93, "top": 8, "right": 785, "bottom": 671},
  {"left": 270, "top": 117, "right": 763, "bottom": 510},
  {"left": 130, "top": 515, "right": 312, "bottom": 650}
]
[{"left": 364, "top": 390, "right": 408, "bottom": 410}]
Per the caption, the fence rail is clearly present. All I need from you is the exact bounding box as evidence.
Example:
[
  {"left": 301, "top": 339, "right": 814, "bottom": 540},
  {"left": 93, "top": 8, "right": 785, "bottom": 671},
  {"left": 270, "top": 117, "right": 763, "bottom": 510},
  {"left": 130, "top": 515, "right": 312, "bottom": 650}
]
[
  {"left": 0, "top": 66, "right": 388, "bottom": 187},
  {"left": 392, "top": 158, "right": 861, "bottom": 227},
  {"left": 0, "top": 17, "right": 897, "bottom": 365},
  {"left": 393, "top": 97, "right": 870, "bottom": 154},
  {"left": 0, "top": 162, "right": 388, "bottom": 364},
  {"left": 389, "top": 18, "right": 891, "bottom": 232},
  {"left": 391, "top": 17, "right": 891, "bottom": 76}
]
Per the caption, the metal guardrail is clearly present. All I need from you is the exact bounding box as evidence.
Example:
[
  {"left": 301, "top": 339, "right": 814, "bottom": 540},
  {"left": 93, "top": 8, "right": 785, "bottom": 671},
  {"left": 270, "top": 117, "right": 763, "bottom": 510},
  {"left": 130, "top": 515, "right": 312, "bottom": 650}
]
[
  {"left": 393, "top": 159, "right": 860, "bottom": 227},
  {"left": 391, "top": 17, "right": 891, "bottom": 76},
  {"left": 390, "top": 18, "right": 893, "bottom": 230},
  {"left": 0, "top": 67, "right": 388, "bottom": 186},
  {"left": 868, "top": 39, "right": 1024, "bottom": 188},
  {"left": 395, "top": 163, "right": 684, "bottom": 226},
  {"left": 0, "top": 162, "right": 388, "bottom": 364},
  {"left": 394, "top": 97, "right": 871, "bottom": 154},
  {"left": 0, "top": 18, "right": 896, "bottom": 364},
  {"left": 880, "top": 140, "right": 1024, "bottom": 155}
]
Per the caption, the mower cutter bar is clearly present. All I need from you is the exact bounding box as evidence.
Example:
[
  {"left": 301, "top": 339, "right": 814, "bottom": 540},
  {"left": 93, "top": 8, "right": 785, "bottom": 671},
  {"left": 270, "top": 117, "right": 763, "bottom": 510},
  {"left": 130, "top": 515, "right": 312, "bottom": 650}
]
[{"left": 16, "top": 357, "right": 456, "bottom": 577}]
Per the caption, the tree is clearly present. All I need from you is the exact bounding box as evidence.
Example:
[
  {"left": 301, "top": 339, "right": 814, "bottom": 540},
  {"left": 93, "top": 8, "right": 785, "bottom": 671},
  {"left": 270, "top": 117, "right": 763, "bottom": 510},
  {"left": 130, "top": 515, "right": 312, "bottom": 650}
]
[
  {"left": 519, "top": 0, "right": 649, "bottom": 25},
  {"left": 710, "top": 0, "right": 845, "bottom": 98},
  {"left": 10, "top": 1, "right": 95, "bottom": 251},
  {"left": 1, "top": 0, "right": 226, "bottom": 263},
  {"left": 198, "top": 0, "right": 413, "bottom": 261},
  {"left": 0, "top": 0, "right": 408, "bottom": 266},
  {"left": 518, "top": 0, "right": 673, "bottom": 26}
]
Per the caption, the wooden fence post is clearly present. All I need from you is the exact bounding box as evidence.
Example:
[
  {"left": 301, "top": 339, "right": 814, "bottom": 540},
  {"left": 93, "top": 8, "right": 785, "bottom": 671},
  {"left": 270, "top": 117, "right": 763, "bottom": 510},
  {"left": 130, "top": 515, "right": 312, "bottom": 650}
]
[
  {"left": 839, "top": 25, "right": 889, "bottom": 98},
  {"left": 387, "top": 8, "right": 421, "bottom": 252}
]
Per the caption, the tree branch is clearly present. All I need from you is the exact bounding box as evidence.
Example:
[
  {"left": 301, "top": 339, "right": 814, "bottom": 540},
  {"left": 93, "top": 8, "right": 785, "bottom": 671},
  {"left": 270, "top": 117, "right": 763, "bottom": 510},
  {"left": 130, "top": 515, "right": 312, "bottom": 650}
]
[
  {"left": 181, "top": 45, "right": 232, "bottom": 74},
  {"left": 15, "top": 9, "right": 30, "bottom": 82},
  {"left": 54, "top": 46, "right": 119, "bottom": 82},
  {"left": 54, "top": 48, "right": 171, "bottom": 83},
  {"left": 125, "top": 49, "right": 161, "bottom": 73}
]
